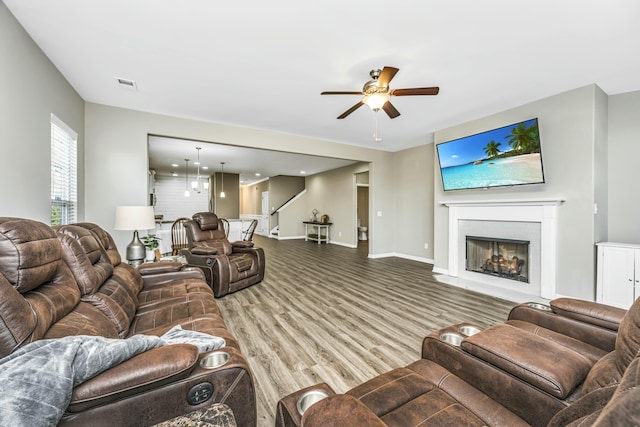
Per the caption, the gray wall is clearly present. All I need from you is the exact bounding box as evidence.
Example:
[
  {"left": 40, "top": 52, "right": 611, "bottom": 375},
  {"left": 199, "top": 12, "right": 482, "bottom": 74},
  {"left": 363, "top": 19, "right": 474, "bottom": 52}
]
[
  {"left": 394, "top": 144, "right": 434, "bottom": 261},
  {"left": 214, "top": 172, "right": 239, "bottom": 219},
  {"left": 0, "top": 3, "right": 85, "bottom": 223},
  {"left": 241, "top": 179, "right": 269, "bottom": 215},
  {"left": 608, "top": 90, "right": 640, "bottom": 243},
  {"left": 433, "top": 85, "right": 606, "bottom": 300}
]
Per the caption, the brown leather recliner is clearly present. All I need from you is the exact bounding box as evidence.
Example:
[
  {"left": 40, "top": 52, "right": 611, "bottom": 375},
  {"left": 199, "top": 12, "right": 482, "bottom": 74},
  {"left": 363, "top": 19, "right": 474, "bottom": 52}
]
[
  {"left": 277, "top": 296, "right": 640, "bottom": 427},
  {"left": 0, "top": 217, "right": 256, "bottom": 426},
  {"left": 180, "top": 212, "right": 265, "bottom": 298}
]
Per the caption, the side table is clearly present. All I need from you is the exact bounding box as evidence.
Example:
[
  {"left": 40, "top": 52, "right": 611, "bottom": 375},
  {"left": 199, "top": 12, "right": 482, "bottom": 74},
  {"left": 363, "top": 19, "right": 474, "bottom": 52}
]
[{"left": 303, "top": 221, "right": 332, "bottom": 244}]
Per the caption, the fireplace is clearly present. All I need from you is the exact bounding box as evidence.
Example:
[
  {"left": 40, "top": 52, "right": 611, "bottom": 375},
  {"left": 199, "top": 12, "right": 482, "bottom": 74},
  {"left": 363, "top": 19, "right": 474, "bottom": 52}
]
[
  {"left": 466, "top": 236, "right": 529, "bottom": 283},
  {"left": 439, "top": 199, "right": 564, "bottom": 300}
]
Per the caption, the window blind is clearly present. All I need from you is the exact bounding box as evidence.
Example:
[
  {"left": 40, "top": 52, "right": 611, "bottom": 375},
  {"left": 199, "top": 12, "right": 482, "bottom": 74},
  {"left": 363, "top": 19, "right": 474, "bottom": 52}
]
[{"left": 51, "top": 114, "right": 77, "bottom": 226}]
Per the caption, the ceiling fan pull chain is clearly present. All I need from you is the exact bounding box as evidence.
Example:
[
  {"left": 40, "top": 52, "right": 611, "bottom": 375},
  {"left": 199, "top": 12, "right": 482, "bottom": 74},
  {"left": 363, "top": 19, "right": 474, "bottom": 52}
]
[{"left": 373, "top": 111, "right": 382, "bottom": 142}]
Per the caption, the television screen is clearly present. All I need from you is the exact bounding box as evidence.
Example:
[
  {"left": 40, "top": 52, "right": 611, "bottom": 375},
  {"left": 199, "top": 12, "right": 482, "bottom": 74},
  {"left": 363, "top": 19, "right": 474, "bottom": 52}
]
[{"left": 436, "top": 118, "right": 545, "bottom": 191}]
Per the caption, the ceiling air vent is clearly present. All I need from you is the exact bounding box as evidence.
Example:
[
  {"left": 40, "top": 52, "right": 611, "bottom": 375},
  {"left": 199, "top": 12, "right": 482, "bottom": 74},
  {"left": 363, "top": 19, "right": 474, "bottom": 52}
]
[{"left": 115, "top": 77, "right": 138, "bottom": 91}]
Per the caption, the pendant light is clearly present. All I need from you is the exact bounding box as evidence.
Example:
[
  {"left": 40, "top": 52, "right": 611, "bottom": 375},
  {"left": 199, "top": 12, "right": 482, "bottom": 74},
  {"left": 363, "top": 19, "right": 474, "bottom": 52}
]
[
  {"left": 194, "top": 147, "right": 202, "bottom": 193},
  {"left": 219, "top": 162, "right": 226, "bottom": 198},
  {"left": 184, "top": 158, "right": 190, "bottom": 197}
]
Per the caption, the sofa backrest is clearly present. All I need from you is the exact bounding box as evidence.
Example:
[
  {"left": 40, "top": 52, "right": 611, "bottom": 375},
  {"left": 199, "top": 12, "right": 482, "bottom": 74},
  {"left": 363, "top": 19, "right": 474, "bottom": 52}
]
[
  {"left": 614, "top": 295, "right": 640, "bottom": 374},
  {"left": 56, "top": 225, "right": 114, "bottom": 295},
  {"left": 0, "top": 218, "right": 119, "bottom": 358},
  {"left": 56, "top": 225, "right": 144, "bottom": 338},
  {"left": 185, "top": 212, "right": 232, "bottom": 255}
]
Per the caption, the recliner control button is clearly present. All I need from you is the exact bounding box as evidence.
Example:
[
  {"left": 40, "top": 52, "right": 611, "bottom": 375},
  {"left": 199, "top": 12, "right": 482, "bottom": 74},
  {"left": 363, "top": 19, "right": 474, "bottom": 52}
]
[{"left": 187, "top": 382, "right": 214, "bottom": 405}]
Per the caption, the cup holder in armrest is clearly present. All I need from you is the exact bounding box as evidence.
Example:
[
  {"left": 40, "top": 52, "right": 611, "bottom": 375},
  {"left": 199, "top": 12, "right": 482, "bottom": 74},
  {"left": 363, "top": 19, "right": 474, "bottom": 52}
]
[
  {"left": 440, "top": 332, "right": 464, "bottom": 347},
  {"left": 526, "top": 302, "right": 552, "bottom": 311},
  {"left": 200, "top": 351, "right": 230, "bottom": 369},
  {"left": 458, "top": 325, "right": 482, "bottom": 336},
  {"left": 296, "top": 390, "right": 329, "bottom": 416}
]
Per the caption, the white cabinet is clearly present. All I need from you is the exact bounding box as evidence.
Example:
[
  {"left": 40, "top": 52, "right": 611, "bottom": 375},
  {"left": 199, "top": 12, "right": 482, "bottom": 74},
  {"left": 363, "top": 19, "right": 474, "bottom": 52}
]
[{"left": 596, "top": 242, "right": 640, "bottom": 309}]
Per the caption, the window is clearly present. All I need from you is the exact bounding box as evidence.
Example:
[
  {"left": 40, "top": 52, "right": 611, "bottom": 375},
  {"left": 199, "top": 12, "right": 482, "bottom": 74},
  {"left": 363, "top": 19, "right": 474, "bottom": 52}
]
[{"left": 51, "top": 114, "right": 77, "bottom": 226}]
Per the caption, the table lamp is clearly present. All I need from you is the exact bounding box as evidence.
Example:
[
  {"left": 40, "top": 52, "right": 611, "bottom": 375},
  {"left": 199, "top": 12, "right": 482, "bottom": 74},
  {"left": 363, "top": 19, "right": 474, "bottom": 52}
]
[{"left": 114, "top": 205, "right": 156, "bottom": 266}]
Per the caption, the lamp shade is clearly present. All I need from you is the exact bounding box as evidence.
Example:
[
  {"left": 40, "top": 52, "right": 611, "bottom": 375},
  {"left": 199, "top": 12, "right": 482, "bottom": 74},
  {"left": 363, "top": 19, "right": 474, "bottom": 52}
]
[
  {"left": 365, "top": 93, "right": 390, "bottom": 111},
  {"left": 114, "top": 206, "right": 156, "bottom": 231}
]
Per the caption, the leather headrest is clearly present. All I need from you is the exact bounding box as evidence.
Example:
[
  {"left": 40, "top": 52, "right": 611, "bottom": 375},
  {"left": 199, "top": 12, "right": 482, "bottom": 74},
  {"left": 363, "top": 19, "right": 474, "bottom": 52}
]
[
  {"left": 193, "top": 212, "right": 219, "bottom": 230},
  {"left": 615, "top": 296, "right": 640, "bottom": 373},
  {"left": 0, "top": 217, "right": 62, "bottom": 293},
  {"left": 74, "top": 222, "right": 110, "bottom": 249},
  {"left": 56, "top": 225, "right": 105, "bottom": 265},
  {"left": 56, "top": 229, "right": 114, "bottom": 296},
  {"left": 73, "top": 222, "right": 122, "bottom": 267}
]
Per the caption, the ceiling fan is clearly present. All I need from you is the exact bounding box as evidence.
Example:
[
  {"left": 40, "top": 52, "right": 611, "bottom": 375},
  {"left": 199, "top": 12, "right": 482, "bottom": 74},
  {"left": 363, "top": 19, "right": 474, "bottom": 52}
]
[{"left": 321, "top": 66, "right": 439, "bottom": 119}]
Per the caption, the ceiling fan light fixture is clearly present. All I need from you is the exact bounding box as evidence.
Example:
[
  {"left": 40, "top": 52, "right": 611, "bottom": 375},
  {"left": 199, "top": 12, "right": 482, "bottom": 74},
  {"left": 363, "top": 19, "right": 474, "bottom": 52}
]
[{"left": 365, "top": 93, "right": 390, "bottom": 111}]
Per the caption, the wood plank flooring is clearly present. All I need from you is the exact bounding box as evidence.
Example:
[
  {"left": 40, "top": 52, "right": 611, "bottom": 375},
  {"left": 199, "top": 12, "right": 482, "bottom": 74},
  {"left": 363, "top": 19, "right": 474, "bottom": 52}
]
[{"left": 215, "top": 236, "right": 517, "bottom": 427}]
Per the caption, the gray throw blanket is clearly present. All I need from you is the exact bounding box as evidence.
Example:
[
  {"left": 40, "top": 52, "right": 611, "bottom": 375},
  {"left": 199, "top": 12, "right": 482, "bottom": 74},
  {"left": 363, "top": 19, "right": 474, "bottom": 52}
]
[{"left": 0, "top": 326, "right": 226, "bottom": 426}]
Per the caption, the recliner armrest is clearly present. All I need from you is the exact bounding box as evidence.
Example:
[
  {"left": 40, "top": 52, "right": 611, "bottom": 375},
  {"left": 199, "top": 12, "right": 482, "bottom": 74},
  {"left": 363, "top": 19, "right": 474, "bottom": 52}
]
[
  {"left": 191, "top": 247, "right": 218, "bottom": 255},
  {"left": 508, "top": 299, "right": 621, "bottom": 352},
  {"left": 179, "top": 249, "right": 220, "bottom": 267},
  {"left": 141, "top": 267, "right": 206, "bottom": 287},
  {"left": 550, "top": 298, "right": 626, "bottom": 331},
  {"left": 138, "top": 261, "right": 183, "bottom": 275},
  {"left": 231, "top": 240, "right": 254, "bottom": 249},
  {"left": 68, "top": 344, "right": 198, "bottom": 412}
]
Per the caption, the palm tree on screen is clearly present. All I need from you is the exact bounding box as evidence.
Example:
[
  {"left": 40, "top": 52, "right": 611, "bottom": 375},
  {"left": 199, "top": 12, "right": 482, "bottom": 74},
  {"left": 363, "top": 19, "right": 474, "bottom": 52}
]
[
  {"left": 505, "top": 122, "right": 538, "bottom": 153},
  {"left": 484, "top": 140, "right": 501, "bottom": 158}
]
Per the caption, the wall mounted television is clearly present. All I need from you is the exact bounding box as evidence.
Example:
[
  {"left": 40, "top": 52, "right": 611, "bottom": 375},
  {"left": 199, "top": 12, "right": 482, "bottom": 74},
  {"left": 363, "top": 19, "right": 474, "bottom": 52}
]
[{"left": 436, "top": 118, "right": 545, "bottom": 191}]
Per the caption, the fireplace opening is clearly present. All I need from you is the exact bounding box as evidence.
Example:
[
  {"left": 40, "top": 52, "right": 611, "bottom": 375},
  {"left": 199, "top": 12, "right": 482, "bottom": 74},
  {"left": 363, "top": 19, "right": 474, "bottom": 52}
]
[{"left": 466, "top": 236, "right": 529, "bottom": 283}]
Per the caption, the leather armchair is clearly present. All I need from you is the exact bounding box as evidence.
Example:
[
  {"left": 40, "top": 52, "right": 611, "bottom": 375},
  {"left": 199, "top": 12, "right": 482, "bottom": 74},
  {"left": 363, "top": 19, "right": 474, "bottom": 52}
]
[{"left": 180, "top": 212, "right": 265, "bottom": 297}]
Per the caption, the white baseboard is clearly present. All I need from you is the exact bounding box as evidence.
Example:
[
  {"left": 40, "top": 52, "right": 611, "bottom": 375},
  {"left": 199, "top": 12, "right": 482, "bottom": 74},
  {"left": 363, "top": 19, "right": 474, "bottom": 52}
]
[
  {"left": 368, "top": 252, "right": 433, "bottom": 264},
  {"left": 368, "top": 252, "right": 395, "bottom": 259},
  {"left": 330, "top": 241, "right": 357, "bottom": 248},
  {"left": 432, "top": 266, "right": 449, "bottom": 275},
  {"left": 275, "top": 235, "right": 305, "bottom": 240},
  {"left": 394, "top": 253, "right": 433, "bottom": 264}
]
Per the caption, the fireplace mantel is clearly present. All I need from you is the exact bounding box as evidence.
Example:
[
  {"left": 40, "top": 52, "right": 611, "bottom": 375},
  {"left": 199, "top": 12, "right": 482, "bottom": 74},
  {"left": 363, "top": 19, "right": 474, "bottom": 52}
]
[
  {"left": 442, "top": 198, "right": 564, "bottom": 299},
  {"left": 440, "top": 198, "right": 565, "bottom": 207}
]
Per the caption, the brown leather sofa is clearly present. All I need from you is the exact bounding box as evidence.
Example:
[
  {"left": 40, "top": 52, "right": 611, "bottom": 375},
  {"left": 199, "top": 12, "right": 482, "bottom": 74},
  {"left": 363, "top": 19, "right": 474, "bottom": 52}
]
[
  {"left": 0, "top": 217, "right": 256, "bottom": 426},
  {"left": 276, "top": 297, "right": 640, "bottom": 426},
  {"left": 180, "top": 212, "right": 265, "bottom": 297}
]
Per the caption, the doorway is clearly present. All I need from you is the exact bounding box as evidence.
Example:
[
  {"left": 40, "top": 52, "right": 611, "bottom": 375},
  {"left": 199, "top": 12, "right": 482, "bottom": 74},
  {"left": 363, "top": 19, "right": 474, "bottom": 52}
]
[{"left": 355, "top": 171, "right": 369, "bottom": 253}]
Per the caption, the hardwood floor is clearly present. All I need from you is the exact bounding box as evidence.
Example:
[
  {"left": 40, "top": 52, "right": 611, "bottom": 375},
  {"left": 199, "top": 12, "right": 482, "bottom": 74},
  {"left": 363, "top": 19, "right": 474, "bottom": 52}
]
[{"left": 215, "top": 236, "right": 517, "bottom": 427}]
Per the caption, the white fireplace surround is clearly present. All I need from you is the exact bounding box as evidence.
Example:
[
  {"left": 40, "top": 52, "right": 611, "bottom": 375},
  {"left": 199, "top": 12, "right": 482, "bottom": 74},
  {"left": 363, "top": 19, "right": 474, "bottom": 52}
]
[{"left": 441, "top": 199, "right": 564, "bottom": 300}]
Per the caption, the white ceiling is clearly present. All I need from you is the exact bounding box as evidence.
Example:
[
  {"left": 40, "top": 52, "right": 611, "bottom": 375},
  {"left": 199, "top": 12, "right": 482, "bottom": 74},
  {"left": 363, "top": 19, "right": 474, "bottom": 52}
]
[{"left": 5, "top": 0, "right": 640, "bottom": 178}]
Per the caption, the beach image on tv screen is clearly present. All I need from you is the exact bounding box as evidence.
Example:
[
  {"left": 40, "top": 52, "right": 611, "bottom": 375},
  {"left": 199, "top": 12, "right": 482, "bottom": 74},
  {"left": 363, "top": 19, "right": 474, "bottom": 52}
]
[{"left": 437, "top": 118, "right": 544, "bottom": 191}]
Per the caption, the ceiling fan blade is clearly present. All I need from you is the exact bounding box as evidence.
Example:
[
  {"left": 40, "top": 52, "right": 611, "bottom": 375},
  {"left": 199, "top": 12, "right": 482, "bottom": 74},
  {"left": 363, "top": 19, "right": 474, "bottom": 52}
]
[
  {"left": 337, "top": 101, "right": 365, "bottom": 119},
  {"left": 321, "top": 91, "right": 363, "bottom": 95},
  {"left": 391, "top": 87, "right": 440, "bottom": 96},
  {"left": 377, "top": 66, "right": 399, "bottom": 87},
  {"left": 382, "top": 101, "right": 401, "bottom": 119}
]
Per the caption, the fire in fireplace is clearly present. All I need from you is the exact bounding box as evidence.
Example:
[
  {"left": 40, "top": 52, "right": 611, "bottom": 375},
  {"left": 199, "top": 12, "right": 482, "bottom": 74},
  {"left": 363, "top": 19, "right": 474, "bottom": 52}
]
[{"left": 466, "top": 236, "right": 529, "bottom": 283}]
